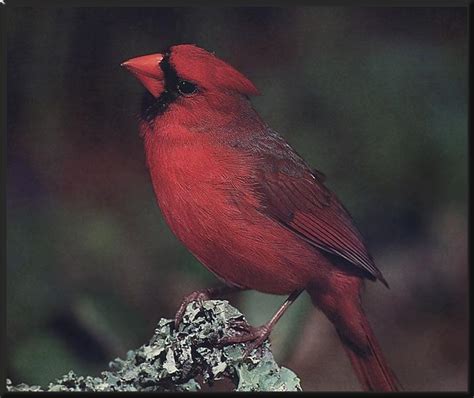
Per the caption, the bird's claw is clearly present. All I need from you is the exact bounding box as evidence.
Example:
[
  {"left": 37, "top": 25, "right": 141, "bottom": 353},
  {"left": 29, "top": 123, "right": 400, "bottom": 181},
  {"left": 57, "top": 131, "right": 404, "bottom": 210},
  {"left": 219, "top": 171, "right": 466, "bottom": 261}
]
[
  {"left": 174, "top": 289, "right": 212, "bottom": 329},
  {"left": 219, "top": 320, "right": 271, "bottom": 358}
]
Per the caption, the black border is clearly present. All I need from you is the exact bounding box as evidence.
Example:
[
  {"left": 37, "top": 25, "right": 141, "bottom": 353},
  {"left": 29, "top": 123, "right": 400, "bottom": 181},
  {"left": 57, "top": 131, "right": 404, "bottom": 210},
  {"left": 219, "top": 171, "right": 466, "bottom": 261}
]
[
  {"left": 1, "top": 1, "right": 471, "bottom": 396},
  {"left": 1, "top": 0, "right": 6, "bottom": 396}
]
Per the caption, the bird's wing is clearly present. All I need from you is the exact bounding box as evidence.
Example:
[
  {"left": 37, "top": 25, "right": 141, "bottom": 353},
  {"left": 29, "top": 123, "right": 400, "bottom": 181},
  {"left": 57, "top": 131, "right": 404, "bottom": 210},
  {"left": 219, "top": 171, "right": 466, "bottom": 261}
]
[{"left": 247, "top": 130, "right": 387, "bottom": 286}]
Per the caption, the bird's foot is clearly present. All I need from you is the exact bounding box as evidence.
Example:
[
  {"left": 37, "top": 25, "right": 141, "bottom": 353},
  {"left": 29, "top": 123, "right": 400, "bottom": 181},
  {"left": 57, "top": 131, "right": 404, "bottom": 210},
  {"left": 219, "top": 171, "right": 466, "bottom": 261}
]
[
  {"left": 220, "top": 319, "right": 272, "bottom": 358},
  {"left": 174, "top": 289, "right": 212, "bottom": 329}
]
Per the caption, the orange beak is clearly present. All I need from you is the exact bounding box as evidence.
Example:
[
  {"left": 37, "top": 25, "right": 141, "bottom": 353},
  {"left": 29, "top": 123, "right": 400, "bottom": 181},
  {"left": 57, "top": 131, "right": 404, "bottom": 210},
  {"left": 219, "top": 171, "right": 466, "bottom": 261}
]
[{"left": 121, "top": 53, "right": 165, "bottom": 98}]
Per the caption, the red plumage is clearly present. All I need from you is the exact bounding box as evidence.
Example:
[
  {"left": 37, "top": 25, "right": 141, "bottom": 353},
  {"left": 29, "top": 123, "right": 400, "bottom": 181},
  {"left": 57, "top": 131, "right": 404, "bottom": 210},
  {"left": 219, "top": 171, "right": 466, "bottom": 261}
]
[{"left": 122, "top": 44, "right": 400, "bottom": 392}]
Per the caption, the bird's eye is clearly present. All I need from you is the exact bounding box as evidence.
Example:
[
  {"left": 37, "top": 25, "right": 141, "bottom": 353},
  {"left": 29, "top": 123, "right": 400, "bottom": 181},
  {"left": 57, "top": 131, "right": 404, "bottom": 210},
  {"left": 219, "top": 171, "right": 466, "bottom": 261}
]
[{"left": 177, "top": 80, "right": 198, "bottom": 95}]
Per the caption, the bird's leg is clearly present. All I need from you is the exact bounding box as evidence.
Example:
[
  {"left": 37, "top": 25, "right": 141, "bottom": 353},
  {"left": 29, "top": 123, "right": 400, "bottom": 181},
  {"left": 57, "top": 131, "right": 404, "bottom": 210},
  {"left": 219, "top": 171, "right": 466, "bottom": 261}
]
[
  {"left": 220, "top": 289, "right": 304, "bottom": 357},
  {"left": 175, "top": 285, "right": 243, "bottom": 328}
]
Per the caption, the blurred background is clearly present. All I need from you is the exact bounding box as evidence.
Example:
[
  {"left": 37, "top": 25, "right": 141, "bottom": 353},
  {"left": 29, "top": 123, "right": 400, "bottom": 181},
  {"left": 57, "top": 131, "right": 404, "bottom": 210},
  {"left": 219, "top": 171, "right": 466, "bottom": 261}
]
[{"left": 6, "top": 6, "right": 468, "bottom": 392}]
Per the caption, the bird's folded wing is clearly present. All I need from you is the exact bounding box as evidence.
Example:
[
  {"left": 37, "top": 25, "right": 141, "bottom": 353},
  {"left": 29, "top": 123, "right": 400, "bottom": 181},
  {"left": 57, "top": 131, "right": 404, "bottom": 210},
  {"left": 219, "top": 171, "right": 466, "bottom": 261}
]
[{"left": 250, "top": 135, "right": 387, "bottom": 286}]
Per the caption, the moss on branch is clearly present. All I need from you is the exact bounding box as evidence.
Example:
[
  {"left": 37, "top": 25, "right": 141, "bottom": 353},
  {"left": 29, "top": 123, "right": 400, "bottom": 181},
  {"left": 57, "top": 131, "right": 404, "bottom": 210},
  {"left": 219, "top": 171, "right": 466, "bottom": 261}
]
[{"left": 7, "top": 300, "right": 301, "bottom": 392}]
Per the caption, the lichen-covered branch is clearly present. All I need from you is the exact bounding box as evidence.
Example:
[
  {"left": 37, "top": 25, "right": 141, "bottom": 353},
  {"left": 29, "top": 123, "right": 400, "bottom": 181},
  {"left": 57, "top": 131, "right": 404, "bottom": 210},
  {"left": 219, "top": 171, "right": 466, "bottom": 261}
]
[{"left": 7, "top": 300, "right": 301, "bottom": 392}]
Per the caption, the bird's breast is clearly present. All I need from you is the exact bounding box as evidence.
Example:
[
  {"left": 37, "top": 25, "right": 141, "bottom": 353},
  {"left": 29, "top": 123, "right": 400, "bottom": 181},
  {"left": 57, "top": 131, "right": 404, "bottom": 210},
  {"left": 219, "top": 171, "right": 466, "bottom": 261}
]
[
  {"left": 147, "top": 137, "right": 258, "bottom": 240},
  {"left": 144, "top": 134, "right": 317, "bottom": 294}
]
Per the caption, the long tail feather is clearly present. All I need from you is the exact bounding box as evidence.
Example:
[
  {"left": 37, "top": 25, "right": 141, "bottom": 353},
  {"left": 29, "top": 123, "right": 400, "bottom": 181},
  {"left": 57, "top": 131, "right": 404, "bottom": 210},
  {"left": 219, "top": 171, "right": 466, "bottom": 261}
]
[{"left": 337, "top": 311, "right": 401, "bottom": 392}]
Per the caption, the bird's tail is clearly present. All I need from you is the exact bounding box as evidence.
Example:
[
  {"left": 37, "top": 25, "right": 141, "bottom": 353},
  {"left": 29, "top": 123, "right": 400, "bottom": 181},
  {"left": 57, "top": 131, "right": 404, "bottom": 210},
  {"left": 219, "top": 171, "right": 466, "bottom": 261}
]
[
  {"left": 308, "top": 285, "right": 400, "bottom": 392},
  {"left": 336, "top": 311, "right": 400, "bottom": 392}
]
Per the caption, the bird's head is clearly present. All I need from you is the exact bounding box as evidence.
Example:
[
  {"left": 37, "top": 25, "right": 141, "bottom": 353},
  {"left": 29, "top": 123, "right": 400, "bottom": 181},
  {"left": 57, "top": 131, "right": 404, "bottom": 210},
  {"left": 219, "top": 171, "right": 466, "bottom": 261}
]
[{"left": 122, "top": 44, "right": 260, "bottom": 126}]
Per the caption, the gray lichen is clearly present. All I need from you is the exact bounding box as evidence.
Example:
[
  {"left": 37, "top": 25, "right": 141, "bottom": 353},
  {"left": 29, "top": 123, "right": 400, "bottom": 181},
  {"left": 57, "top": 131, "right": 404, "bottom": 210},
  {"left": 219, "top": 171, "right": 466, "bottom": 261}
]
[{"left": 7, "top": 300, "right": 302, "bottom": 392}]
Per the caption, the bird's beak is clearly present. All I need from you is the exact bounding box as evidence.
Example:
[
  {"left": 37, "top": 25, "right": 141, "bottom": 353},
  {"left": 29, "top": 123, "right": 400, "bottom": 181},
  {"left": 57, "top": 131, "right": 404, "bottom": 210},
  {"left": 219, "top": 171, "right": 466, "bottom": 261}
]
[{"left": 121, "top": 53, "right": 165, "bottom": 98}]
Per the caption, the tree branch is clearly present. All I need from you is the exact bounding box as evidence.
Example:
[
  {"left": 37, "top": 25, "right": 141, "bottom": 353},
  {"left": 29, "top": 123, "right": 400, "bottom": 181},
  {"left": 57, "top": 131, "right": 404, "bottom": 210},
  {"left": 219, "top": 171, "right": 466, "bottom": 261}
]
[{"left": 7, "top": 300, "right": 302, "bottom": 392}]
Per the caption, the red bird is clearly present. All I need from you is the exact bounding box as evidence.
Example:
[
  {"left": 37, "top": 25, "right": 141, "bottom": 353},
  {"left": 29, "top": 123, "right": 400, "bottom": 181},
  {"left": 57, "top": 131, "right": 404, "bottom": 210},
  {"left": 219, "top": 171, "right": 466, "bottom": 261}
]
[{"left": 122, "top": 44, "right": 400, "bottom": 392}]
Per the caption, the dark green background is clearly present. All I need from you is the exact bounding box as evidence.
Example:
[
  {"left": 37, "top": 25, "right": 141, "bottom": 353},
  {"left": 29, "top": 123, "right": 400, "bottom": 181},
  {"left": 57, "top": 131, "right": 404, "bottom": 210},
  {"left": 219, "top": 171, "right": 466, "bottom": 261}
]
[{"left": 6, "top": 7, "right": 468, "bottom": 391}]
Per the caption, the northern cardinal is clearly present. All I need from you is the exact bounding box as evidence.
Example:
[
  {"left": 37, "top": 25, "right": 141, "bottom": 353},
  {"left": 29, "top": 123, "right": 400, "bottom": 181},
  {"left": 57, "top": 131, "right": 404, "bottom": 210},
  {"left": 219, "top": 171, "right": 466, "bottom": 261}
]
[{"left": 122, "top": 44, "right": 400, "bottom": 392}]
